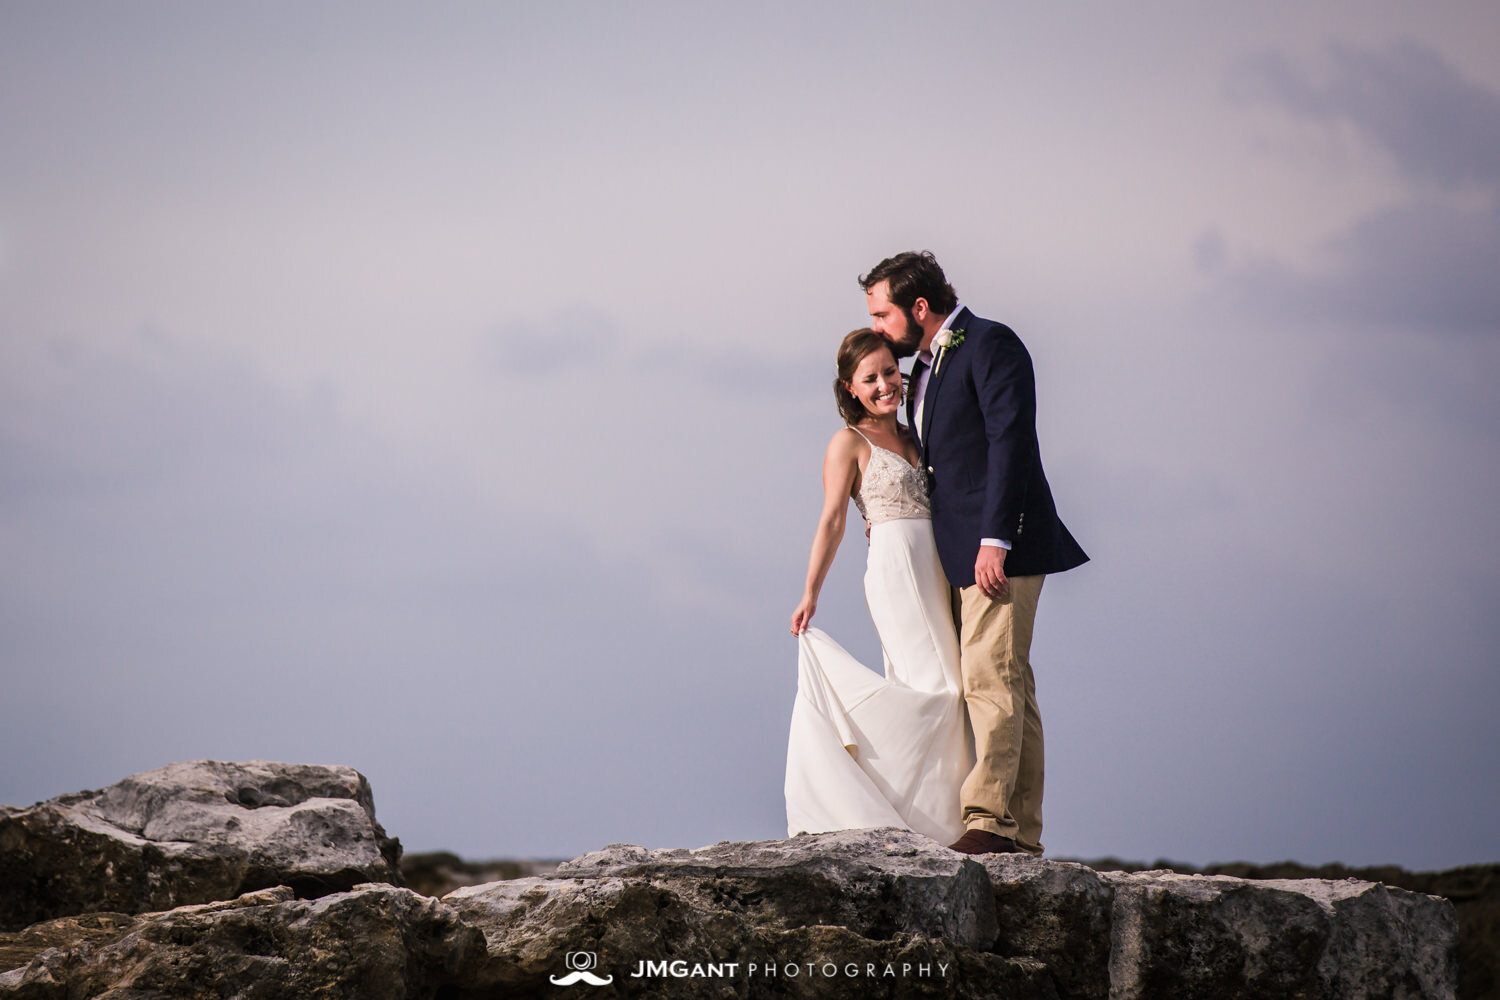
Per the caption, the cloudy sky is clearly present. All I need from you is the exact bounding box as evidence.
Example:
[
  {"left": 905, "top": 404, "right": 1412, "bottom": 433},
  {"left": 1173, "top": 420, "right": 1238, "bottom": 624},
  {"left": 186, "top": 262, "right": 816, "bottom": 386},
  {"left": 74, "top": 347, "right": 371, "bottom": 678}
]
[{"left": 2, "top": 2, "right": 1496, "bottom": 871}]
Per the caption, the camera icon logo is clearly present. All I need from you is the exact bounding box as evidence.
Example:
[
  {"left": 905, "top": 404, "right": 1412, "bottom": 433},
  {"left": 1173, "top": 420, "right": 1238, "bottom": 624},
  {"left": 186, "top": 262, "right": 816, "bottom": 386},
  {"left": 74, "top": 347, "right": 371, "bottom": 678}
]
[{"left": 550, "top": 950, "right": 613, "bottom": 986}]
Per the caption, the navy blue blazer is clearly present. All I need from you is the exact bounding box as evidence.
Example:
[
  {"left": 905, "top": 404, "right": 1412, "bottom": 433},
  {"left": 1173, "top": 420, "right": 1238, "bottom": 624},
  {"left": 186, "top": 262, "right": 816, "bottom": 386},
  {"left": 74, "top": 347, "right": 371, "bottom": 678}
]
[{"left": 908, "top": 308, "right": 1088, "bottom": 587}]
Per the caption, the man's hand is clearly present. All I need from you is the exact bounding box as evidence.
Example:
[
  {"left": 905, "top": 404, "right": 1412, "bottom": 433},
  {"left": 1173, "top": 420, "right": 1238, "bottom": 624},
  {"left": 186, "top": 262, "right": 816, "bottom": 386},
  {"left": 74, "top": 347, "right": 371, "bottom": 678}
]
[{"left": 975, "top": 545, "right": 1010, "bottom": 601}]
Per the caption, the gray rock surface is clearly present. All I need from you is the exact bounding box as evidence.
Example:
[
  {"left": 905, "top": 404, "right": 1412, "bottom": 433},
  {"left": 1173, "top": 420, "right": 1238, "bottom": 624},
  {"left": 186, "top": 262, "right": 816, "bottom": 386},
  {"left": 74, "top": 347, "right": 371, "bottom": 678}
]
[
  {"left": 442, "top": 829, "right": 1017, "bottom": 996},
  {"left": 549, "top": 829, "right": 1000, "bottom": 949},
  {"left": 0, "top": 760, "right": 401, "bottom": 930},
  {"left": 1093, "top": 867, "right": 1457, "bottom": 1000},
  {"left": 979, "top": 853, "right": 1458, "bottom": 1000},
  {"left": 0, "top": 885, "right": 483, "bottom": 1000},
  {"left": 0, "top": 769, "right": 1461, "bottom": 1000},
  {"left": 433, "top": 830, "right": 1450, "bottom": 999}
]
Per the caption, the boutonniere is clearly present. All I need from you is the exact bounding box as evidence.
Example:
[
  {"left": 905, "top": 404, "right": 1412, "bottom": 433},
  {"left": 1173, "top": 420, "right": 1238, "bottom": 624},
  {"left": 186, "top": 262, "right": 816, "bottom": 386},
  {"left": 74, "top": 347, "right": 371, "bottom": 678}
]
[{"left": 931, "top": 327, "right": 966, "bottom": 374}]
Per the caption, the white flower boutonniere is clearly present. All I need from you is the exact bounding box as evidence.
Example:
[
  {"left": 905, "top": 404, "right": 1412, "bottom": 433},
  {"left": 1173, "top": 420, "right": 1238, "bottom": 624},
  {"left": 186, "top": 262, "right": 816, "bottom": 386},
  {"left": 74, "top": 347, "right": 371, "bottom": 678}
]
[{"left": 931, "top": 327, "right": 966, "bottom": 374}]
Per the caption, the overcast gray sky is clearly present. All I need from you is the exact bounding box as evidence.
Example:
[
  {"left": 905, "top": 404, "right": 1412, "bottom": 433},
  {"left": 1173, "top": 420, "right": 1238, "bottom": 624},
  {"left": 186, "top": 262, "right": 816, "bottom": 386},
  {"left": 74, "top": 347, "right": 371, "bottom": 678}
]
[{"left": 2, "top": 2, "right": 1496, "bottom": 871}]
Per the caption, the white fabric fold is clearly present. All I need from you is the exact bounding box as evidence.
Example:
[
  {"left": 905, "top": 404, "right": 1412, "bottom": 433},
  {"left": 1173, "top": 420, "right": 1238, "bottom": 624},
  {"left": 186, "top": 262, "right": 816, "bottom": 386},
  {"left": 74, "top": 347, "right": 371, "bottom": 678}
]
[{"left": 785, "top": 517, "right": 973, "bottom": 846}]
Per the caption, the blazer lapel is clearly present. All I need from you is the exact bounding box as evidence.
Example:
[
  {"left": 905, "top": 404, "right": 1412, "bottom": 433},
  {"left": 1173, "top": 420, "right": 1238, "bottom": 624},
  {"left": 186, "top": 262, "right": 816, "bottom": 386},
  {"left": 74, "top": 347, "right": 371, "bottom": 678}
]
[
  {"left": 918, "top": 308, "right": 971, "bottom": 462},
  {"left": 919, "top": 350, "right": 949, "bottom": 460}
]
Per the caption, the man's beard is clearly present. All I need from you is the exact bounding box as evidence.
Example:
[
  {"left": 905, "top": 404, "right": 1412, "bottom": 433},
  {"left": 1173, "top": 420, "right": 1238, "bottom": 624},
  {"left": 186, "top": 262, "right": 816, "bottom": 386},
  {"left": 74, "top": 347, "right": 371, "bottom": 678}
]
[{"left": 884, "top": 306, "right": 924, "bottom": 359}]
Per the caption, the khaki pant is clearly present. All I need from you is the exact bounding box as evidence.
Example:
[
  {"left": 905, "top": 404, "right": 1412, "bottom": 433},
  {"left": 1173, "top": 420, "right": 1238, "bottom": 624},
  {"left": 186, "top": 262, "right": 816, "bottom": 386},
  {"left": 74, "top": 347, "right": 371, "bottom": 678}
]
[{"left": 952, "top": 574, "right": 1046, "bottom": 854}]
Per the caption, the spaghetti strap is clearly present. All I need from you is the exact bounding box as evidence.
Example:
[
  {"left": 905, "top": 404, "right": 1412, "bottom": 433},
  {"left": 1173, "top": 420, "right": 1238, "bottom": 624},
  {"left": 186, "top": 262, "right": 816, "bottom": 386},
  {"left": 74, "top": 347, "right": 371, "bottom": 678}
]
[{"left": 848, "top": 426, "right": 918, "bottom": 473}]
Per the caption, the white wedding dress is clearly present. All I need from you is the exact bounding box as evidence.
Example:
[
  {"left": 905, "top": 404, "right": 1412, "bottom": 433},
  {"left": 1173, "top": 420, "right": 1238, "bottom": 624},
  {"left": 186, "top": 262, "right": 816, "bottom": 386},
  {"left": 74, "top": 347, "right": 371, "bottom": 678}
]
[{"left": 785, "top": 431, "right": 973, "bottom": 845}]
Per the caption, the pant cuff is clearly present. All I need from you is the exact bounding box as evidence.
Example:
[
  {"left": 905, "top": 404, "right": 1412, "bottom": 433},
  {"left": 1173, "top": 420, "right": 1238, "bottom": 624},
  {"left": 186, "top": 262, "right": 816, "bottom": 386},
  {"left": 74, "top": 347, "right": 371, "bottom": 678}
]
[{"left": 964, "top": 817, "right": 1015, "bottom": 838}]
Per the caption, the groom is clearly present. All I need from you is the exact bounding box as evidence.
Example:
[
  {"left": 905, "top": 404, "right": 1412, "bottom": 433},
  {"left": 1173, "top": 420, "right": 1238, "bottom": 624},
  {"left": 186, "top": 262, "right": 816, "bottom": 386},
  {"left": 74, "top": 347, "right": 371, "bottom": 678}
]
[{"left": 862, "top": 251, "right": 1088, "bottom": 856}]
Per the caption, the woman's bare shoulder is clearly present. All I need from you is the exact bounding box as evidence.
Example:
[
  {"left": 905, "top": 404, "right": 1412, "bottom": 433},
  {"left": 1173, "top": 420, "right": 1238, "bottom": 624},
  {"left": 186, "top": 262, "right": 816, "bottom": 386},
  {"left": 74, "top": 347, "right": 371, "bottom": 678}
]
[{"left": 826, "top": 426, "right": 867, "bottom": 454}]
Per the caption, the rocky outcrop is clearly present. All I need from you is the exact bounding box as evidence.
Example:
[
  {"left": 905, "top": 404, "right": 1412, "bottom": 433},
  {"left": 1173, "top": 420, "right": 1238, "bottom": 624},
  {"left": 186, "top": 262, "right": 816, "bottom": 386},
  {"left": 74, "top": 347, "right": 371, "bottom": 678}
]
[
  {"left": 443, "top": 831, "right": 1010, "bottom": 996},
  {"left": 0, "top": 761, "right": 401, "bottom": 930},
  {"left": 5, "top": 828, "right": 1453, "bottom": 999},
  {"left": 983, "top": 852, "right": 1461, "bottom": 999},
  {"left": 0, "top": 765, "right": 1462, "bottom": 999},
  {"left": 1090, "top": 858, "right": 1498, "bottom": 1000},
  {"left": 453, "top": 831, "right": 1457, "bottom": 999},
  {"left": 0, "top": 886, "right": 483, "bottom": 1000}
]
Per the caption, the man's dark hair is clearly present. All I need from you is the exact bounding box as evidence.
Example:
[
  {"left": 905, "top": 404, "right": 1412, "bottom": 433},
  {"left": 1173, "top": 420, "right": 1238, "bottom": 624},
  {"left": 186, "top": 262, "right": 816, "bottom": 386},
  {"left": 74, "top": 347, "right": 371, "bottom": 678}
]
[{"left": 859, "top": 251, "right": 958, "bottom": 315}]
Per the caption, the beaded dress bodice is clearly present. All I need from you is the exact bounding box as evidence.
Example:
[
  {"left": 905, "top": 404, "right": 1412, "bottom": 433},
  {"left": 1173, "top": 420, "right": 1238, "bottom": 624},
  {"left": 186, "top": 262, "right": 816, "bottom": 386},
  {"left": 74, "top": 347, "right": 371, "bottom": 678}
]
[{"left": 851, "top": 431, "right": 931, "bottom": 525}]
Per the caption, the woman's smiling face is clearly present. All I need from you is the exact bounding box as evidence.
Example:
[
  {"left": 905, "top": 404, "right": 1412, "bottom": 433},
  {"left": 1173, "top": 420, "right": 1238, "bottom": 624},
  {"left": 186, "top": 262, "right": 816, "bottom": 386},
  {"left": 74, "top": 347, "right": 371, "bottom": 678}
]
[{"left": 847, "top": 346, "right": 902, "bottom": 419}]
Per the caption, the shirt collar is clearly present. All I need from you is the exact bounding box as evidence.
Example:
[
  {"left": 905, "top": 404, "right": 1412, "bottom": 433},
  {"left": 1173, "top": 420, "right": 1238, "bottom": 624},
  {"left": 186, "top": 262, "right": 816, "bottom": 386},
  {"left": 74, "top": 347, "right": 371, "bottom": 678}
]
[{"left": 918, "top": 301, "right": 964, "bottom": 363}]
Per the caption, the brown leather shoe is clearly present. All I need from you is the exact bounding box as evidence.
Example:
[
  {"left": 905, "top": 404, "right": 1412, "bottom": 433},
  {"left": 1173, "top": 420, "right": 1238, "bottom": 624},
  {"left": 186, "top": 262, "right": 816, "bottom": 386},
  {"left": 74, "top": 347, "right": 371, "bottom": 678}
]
[{"left": 946, "top": 829, "right": 1023, "bottom": 855}]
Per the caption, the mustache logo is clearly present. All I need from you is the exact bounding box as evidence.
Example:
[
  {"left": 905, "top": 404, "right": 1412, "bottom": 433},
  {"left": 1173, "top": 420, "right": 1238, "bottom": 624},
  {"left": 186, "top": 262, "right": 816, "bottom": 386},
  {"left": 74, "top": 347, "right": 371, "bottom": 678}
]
[
  {"left": 551, "top": 951, "right": 613, "bottom": 986},
  {"left": 549, "top": 969, "right": 615, "bottom": 986}
]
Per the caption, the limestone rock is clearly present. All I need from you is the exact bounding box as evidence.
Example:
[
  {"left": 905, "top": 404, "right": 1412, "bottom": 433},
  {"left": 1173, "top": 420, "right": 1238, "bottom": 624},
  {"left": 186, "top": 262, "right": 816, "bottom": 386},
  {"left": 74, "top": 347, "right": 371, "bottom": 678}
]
[
  {"left": 0, "top": 818, "right": 1460, "bottom": 999},
  {"left": 1109, "top": 859, "right": 1495, "bottom": 1000},
  {"left": 551, "top": 828, "right": 999, "bottom": 949},
  {"left": 444, "top": 828, "right": 1014, "bottom": 995},
  {"left": 983, "top": 853, "right": 1116, "bottom": 999},
  {"left": 0, "top": 761, "right": 401, "bottom": 930},
  {"left": 436, "top": 829, "right": 1457, "bottom": 999},
  {"left": 0, "top": 885, "right": 483, "bottom": 1000},
  {"left": 979, "top": 854, "right": 1458, "bottom": 1000}
]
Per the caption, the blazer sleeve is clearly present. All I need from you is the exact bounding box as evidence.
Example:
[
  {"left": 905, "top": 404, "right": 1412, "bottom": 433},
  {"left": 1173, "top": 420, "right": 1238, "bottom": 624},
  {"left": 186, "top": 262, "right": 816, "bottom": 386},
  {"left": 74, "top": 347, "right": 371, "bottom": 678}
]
[{"left": 971, "top": 328, "right": 1037, "bottom": 542}]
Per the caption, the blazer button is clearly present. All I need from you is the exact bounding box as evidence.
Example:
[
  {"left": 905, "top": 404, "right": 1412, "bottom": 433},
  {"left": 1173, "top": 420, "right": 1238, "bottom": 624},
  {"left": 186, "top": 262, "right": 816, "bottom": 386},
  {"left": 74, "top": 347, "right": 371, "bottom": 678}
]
[{"left": 926, "top": 466, "right": 934, "bottom": 474}]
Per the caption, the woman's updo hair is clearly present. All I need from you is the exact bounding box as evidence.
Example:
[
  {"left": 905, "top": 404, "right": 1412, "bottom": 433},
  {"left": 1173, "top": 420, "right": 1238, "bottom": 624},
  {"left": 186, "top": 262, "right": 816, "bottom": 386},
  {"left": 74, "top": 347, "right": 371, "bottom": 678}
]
[{"left": 834, "top": 328, "right": 898, "bottom": 426}]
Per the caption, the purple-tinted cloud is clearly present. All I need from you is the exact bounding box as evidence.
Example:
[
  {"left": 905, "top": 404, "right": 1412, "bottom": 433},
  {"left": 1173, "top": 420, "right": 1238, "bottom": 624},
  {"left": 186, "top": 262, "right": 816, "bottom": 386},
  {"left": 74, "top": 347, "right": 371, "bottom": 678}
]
[
  {"left": 1223, "top": 42, "right": 1500, "bottom": 336},
  {"left": 1229, "top": 40, "right": 1500, "bottom": 191},
  {"left": 1232, "top": 201, "right": 1500, "bottom": 334}
]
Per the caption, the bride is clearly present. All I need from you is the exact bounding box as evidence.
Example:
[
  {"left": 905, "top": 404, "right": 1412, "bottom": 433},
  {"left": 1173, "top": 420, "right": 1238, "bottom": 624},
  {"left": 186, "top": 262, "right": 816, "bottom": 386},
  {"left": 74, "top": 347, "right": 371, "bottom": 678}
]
[{"left": 785, "top": 329, "right": 972, "bottom": 845}]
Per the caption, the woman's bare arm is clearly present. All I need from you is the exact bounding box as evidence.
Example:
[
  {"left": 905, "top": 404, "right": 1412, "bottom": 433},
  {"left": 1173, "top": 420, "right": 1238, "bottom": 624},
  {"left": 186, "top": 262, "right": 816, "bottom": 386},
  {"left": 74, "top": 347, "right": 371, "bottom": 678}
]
[{"left": 790, "top": 429, "right": 862, "bottom": 635}]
